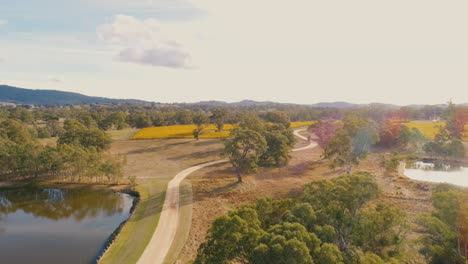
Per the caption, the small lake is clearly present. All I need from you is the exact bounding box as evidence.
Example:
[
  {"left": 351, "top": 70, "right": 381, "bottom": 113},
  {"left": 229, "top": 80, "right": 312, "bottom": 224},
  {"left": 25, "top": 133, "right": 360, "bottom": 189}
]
[
  {"left": 0, "top": 187, "right": 134, "bottom": 264},
  {"left": 404, "top": 159, "right": 468, "bottom": 187}
]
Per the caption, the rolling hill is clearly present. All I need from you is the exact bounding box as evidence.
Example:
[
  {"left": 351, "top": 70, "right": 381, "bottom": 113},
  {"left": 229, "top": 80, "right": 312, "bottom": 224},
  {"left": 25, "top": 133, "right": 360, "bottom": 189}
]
[{"left": 0, "top": 85, "right": 148, "bottom": 105}]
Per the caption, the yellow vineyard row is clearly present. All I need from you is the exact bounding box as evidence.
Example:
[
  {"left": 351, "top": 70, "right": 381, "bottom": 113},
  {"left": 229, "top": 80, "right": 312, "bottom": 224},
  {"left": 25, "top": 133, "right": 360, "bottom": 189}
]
[
  {"left": 132, "top": 122, "right": 316, "bottom": 139},
  {"left": 404, "top": 122, "right": 468, "bottom": 141}
]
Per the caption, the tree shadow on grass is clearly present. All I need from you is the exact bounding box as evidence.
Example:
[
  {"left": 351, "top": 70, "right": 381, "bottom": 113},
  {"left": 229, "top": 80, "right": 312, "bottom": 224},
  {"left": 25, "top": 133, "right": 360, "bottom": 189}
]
[
  {"left": 210, "top": 182, "right": 239, "bottom": 195},
  {"left": 134, "top": 191, "right": 165, "bottom": 221},
  {"left": 125, "top": 141, "right": 189, "bottom": 155},
  {"left": 193, "top": 140, "right": 221, "bottom": 147},
  {"left": 167, "top": 149, "right": 223, "bottom": 161}
]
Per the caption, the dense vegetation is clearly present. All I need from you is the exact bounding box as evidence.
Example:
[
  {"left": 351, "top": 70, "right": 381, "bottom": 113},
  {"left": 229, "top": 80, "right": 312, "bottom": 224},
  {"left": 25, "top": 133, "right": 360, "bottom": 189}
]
[
  {"left": 0, "top": 112, "right": 124, "bottom": 182},
  {"left": 195, "top": 173, "right": 408, "bottom": 264},
  {"left": 418, "top": 185, "right": 468, "bottom": 263}
]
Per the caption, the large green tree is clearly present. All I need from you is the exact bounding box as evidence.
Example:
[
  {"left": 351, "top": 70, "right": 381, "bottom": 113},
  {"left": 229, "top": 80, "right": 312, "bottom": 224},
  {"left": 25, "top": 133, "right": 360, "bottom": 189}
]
[
  {"left": 222, "top": 128, "right": 267, "bottom": 182},
  {"left": 211, "top": 108, "right": 229, "bottom": 132},
  {"left": 323, "top": 115, "right": 379, "bottom": 174},
  {"left": 304, "top": 172, "right": 381, "bottom": 252},
  {"left": 418, "top": 188, "right": 468, "bottom": 264},
  {"left": 192, "top": 111, "right": 209, "bottom": 140}
]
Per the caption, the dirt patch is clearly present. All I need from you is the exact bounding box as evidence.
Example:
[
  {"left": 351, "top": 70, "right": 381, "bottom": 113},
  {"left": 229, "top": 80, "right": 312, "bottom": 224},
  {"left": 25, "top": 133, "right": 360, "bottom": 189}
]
[{"left": 111, "top": 138, "right": 224, "bottom": 181}]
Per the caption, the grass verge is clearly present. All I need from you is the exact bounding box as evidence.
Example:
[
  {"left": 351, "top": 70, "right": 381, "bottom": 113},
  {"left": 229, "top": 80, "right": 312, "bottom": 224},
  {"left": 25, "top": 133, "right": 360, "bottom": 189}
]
[{"left": 99, "top": 179, "right": 167, "bottom": 264}]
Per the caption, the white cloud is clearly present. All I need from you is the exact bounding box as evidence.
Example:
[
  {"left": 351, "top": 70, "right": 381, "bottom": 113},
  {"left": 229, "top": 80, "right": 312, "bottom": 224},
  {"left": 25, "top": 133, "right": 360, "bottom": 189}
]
[
  {"left": 97, "top": 15, "right": 192, "bottom": 68},
  {"left": 0, "top": 19, "right": 7, "bottom": 26}
]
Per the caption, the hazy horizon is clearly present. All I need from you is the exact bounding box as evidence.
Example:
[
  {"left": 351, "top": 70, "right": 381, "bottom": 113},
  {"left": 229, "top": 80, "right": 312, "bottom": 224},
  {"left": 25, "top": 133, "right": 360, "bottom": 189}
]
[{"left": 1, "top": 0, "right": 467, "bottom": 105}]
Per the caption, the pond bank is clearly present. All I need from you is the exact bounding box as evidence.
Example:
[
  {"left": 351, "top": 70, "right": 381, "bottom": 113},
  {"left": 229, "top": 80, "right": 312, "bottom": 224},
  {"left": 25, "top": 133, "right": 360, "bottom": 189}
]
[{"left": 95, "top": 189, "right": 141, "bottom": 263}]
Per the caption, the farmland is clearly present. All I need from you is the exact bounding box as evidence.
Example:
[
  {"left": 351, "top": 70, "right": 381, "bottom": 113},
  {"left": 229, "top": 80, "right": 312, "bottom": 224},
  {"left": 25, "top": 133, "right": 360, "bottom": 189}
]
[
  {"left": 404, "top": 121, "right": 445, "bottom": 139},
  {"left": 403, "top": 121, "right": 468, "bottom": 140},
  {"left": 132, "top": 122, "right": 316, "bottom": 140}
]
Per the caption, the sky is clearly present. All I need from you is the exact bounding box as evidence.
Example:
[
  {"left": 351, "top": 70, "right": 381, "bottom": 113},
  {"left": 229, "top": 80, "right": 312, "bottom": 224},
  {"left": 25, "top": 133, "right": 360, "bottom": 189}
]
[{"left": 1, "top": 0, "right": 467, "bottom": 105}]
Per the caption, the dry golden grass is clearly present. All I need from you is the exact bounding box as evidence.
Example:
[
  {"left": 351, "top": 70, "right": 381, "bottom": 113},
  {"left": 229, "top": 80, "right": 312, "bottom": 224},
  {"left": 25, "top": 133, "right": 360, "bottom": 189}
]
[
  {"left": 132, "top": 122, "right": 315, "bottom": 140},
  {"left": 102, "top": 138, "right": 224, "bottom": 263}
]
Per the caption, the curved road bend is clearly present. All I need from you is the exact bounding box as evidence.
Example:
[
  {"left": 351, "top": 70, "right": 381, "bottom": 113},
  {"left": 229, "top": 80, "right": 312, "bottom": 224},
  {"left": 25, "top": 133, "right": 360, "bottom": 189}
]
[{"left": 136, "top": 128, "right": 317, "bottom": 264}]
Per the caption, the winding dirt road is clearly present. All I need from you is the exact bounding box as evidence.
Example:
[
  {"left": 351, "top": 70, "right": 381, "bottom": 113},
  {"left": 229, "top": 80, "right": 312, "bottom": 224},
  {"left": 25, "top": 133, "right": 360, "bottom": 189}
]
[{"left": 136, "top": 128, "right": 316, "bottom": 264}]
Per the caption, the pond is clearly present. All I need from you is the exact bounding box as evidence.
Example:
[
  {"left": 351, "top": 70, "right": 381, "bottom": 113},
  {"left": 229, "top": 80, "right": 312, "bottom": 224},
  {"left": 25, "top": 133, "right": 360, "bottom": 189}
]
[
  {"left": 404, "top": 159, "right": 468, "bottom": 187},
  {"left": 0, "top": 186, "right": 134, "bottom": 264}
]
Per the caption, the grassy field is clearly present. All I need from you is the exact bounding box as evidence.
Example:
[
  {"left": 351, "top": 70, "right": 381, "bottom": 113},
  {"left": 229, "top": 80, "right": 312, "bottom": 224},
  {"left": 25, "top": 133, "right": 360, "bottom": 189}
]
[
  {"left": 100, "top": 138, "right": 224, "bottom": 264},
  {"left": 132, "top": 122, "right": 316, "bottom": 140}
]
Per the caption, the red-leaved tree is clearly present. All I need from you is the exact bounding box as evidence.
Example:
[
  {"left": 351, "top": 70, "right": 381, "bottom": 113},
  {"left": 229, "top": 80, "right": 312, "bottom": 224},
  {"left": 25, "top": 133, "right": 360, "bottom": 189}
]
[{"left": 310, "top": 120, "right": 341, "bottom": 149}]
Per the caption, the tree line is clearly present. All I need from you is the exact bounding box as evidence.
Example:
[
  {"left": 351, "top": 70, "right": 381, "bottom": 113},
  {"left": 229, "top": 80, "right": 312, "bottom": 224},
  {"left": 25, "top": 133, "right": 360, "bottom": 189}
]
[
  {"left": 310, "top": 102, "right": 468, "bottom": 175},
  {"left": 0, "top": 118, "right": 123, "bottom": 183},
  {"left": 0, "top": 101, "right": 453, "bottom": 132}
]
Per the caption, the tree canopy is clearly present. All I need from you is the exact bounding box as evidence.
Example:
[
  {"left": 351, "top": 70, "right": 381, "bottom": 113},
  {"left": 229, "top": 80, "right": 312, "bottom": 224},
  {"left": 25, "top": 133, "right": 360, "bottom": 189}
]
[
  {"left": 323, "top": 115, "right": 379, "bottom": 174},
  {"left": 195, "top": 173, "right": 407, "bottom": 264}
]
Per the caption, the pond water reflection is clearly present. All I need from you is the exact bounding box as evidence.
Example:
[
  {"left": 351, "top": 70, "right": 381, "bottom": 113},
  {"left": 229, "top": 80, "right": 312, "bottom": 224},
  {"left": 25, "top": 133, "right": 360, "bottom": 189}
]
[
  {"left": 0, "top": 187, "right": 133, "bottom": 264},
  {"left": 404, "top": 159, "right": 468, "bottom": 187}
]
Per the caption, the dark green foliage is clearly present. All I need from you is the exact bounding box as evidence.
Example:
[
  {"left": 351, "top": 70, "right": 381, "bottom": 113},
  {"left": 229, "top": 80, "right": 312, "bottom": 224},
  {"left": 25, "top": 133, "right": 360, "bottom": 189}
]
[
  {"left": 316, "top": 243, "right": 344, "bottom": 264},
  {"left": 352, "top": 203, "right": 407, "bottom": 257},
  {"left": 192, "top": 111, "right": 209, "bottom": 140},
  {"left": 196, "top": 173, "right": 407, "bottom": 264},
  {"left": 262, "top": 111, "right": 291, "bottom": 128},
  {"left": 223, "top": 113, "right": 295, "bottom": 182},
  {"left": 304, "top": 172, "right": 383, "bottom": 252},
  {"left": 58, "top": 119, "right": 111, "bottom": 150},
  {"left": 380, "top": 153, "right": 400, "bottom": 173},
  {"left": 9, "top": 107, "right": 34, "bottom": 123},
  {"left": 210, "top": 108, "right": 229, "bottom": 131},
  {"left": 0, "top": 119, "right": 34, "bottom": 144},
  {"left": 175, "top": 110, "right": 193, "bottom": 125},
  {"left": 0, "top": 117, "right": 123, "bottom": 182},
  {"left": 417, "top": 188, "right": 468, "bottom": 264},
  {"left": 36, "top": 126, "right": 51, "bottom": 138},
  {"left": 423, "top": 125, "right": 465, "bottom": 158},
  {"left": 239, "top": 111, "right": 265, "bottom": 132},
  {"left": 258, "top": 127, "right": 291, "bottom": 167},
  {"left": 222, "top": 128, "right": 267, "bottom": 182},
  {"left": 192, "top": 111, "right": 209, "bottom": 126}
]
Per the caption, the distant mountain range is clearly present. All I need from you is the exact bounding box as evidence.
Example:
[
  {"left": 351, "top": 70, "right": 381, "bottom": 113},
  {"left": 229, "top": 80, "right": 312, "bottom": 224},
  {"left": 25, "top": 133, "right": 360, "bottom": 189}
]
[
  {"left": 0, "top": 85, "right": 460, "bottom": 108},
  {"left": 0, "top": 85, "right": 147, "bottom": 105}
]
